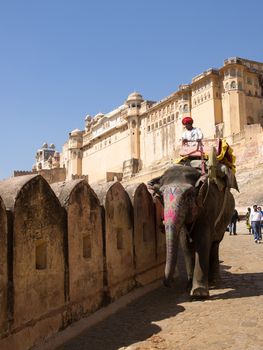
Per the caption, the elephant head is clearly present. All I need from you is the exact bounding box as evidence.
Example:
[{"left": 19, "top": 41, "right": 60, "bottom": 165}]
[{"left": 160, "top": 165, "right": 202, "bottom": 287}]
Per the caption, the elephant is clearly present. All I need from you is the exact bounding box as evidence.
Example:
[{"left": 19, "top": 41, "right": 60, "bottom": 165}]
[{"left": 150, "top": 158, "right": 235, "bottom": 298}]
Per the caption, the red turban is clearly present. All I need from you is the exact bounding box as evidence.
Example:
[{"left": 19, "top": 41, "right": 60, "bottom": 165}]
[{"left": 182, "top": 116, "right": 193, "bottom": 125}]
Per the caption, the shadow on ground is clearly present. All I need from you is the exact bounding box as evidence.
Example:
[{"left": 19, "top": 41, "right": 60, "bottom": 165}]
[
  {"left": 56, "top": 284, "right": 186, "bottom": 350},
  {"left": 208, "top": 263, "right": 263, "bottom": 300}
]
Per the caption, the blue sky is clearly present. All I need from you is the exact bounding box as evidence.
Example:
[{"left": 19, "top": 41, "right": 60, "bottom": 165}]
[{"left": 0, "top": 0, "right": 263, "bottom": 179}]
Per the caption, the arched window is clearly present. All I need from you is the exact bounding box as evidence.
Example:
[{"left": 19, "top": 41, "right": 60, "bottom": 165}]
[
  {"left": 231, "top": 81, "right": 236, "bottom": 89},
  {"left": 247, "top": 116, "right": 254, "bottom": 125},
  {"left": 230, "top": 68, "right": 236, "bottom": 77},
  {"left": 225, "top": 82, "right": 229, "bottom": 90},
  {"left": 176, "top": 112, "right": 179, "bottom": 121},
  {"left": 183, "top": 104, "right": 188, "bottom": 112}
]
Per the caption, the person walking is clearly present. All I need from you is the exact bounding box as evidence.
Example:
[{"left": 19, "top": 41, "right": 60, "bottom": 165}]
[
  {"left": 246, "top": 207, "right": 252, "bottom": 234},
  {"left": 257, "top": 206, "right": 263, "bottom": 240},
  {"left": 229, "top": 208, "right": 240, "bottom": 235},
  {"left": 250, "top": 205, "right": 262, "bottom": 243}
]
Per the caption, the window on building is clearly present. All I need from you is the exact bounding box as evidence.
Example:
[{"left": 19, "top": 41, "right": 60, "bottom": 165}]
[
  {"left": 171, "top": 114, "right": 175, "bottom": 121},
  {"left": 167, "top": 116, "right": 170, "bottom": 123},
  {"left": 159, "top": 120, "right": 163, "bottom": 127},
  {"left": 147, "top": 125, "right": 150, "bottom": 132},
  {"left": 238, "top": 82, "right": 243, "bottom": 90},
  {"left": 225, "top": 82, "right": 229, "bottom": 90},
  {"left": 163, "top": 118, "right": 166, "bottom": 124},
  {"left": 183, "top": 104, "right": 188, "bottom": 112},
  {"left": 230, "top": 68, "right": 236, "bottom": 77},
  {"left": 247, "top": 116, "right": 254, "bottom": 125},
  {"left": 231, "top": 81, "right": 236, "bottom": 89}
]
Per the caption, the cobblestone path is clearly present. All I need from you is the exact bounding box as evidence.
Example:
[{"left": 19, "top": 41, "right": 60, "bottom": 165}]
[{"left": 56, "top": 221, "right": 263, "bottom": 350}]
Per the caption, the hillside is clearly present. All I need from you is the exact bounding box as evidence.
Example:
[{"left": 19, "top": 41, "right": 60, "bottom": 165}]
[{"left": 233, "top": 163, "right": 263, "bottom": 210}]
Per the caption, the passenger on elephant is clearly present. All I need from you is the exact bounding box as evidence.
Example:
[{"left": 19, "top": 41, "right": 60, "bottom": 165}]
[{"left": 181, "top": 116, "right": 203, "bottom": 147}]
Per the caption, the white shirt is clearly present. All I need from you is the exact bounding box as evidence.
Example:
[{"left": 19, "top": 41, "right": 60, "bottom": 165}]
[
  {"left": 182, "top": 127, "right": 203, "bottom": 142},
  {"left": 250, "top": 210, "right": 262, "bottom": 222}
]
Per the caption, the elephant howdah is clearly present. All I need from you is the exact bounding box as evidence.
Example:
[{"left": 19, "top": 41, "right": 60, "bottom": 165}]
[{"left": 149, "top": 160, "right": 236, "bottom": 298}]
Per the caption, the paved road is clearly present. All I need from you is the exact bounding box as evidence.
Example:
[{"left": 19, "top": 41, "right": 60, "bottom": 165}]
[{"left": 56, "top": 221, "right": 263, "bottom": 350}]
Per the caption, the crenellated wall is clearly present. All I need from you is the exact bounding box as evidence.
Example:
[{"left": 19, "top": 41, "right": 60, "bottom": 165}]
[{"left": 0, "top": 175, "right": 185, "bottom": 350}]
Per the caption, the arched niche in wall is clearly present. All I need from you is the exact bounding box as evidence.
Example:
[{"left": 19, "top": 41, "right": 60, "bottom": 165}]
[
  {"left": 51, "top": 179, "right": 104, "bottom": 318},
  {"left": 125, "top": 183, "right": 156, "bottom": 285},
  {"left": 92, "top": 182, "right": 135, "bottom": 301},
  {"left": 0, "top": 175, "right": 66, "bottom": 330}
]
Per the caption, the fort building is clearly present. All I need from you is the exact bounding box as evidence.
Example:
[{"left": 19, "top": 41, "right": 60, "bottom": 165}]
[{"left": 37, "top": 57, "right": 263, "bottom": 184}]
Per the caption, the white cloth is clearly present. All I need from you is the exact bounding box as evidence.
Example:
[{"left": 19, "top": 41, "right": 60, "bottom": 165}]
[
  {"left": 250, "top": 210, "right": 262, "bottom": 223},
  {"left": 182, "top": 127, "right": 203, "bottom": 142}
]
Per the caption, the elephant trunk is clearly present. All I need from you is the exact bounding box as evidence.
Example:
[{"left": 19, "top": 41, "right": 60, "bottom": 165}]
[{"left": 162, "top": 184, "right": 197, "bottom": 287}]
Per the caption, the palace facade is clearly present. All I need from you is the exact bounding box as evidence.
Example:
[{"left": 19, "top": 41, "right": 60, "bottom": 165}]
[{"left": 39, "top": 57, "right": 263, "bottom": 183}]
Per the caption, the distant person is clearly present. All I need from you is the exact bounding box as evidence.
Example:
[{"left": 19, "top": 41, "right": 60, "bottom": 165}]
[
  {"left": 257, "top": 206, "right": 263, "bottom": 241},
  {"left": 228, "top": 208, "right": 240, "bottom": 235},
  {"left": 181, "top": 117, "right": 203, "bottom": 146},
  {"left": 249, "top": 204, "right": 262, "bottom": 243},
  {"left": 246, "top": 207, "right": 252, "bottom": 234}
]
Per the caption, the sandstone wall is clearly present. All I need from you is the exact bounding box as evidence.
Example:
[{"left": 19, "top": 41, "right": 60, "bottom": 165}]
[
  {"left": 0, "top": 196, "right": 8, "bottom": 337},
  {"left": 0, "top": 175, "right": 185, "bottom": 350}
]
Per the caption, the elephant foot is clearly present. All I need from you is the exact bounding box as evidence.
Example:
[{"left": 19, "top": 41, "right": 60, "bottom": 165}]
[
  {"left": 163, "top": 278, "right": 173, "bottom": 288},
  {"left": 190, "top": 287, "right": 209, "bottom": 298}
]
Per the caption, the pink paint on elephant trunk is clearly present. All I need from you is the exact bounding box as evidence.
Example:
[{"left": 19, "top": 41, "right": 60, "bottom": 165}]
[{"left": 163, "top": 184, "right": 196, "bottom": 286}]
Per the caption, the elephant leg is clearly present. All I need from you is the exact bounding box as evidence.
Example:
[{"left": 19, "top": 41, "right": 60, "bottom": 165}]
[
  {"left": 180, "top": 226, "right": 195, "bottom": 291},
  {"left": 191, "top": 224, "right": 210, "bottom": 298},
  {"left": 209, "top": 241, "right": 220, "bottom": 285}
]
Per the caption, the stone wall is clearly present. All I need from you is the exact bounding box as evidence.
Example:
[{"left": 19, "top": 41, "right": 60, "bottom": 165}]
[{"left": 0, "top": 174, "right": 186, "bottom": 350}]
